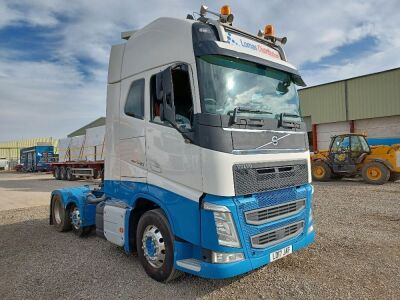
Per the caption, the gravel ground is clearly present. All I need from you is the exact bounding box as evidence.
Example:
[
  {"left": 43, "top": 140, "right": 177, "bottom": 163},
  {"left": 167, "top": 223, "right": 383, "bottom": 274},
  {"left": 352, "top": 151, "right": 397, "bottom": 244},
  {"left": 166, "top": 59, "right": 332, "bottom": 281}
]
[{"left": 0, "top": 173, "right": 399, "bottom": 299}]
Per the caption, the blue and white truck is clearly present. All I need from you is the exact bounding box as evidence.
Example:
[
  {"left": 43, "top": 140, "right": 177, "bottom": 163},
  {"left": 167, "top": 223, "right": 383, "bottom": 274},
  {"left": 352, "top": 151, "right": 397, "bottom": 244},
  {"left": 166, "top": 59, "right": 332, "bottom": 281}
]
[{"left": 50, "top": 5, "right": 315, "bottom": 282}]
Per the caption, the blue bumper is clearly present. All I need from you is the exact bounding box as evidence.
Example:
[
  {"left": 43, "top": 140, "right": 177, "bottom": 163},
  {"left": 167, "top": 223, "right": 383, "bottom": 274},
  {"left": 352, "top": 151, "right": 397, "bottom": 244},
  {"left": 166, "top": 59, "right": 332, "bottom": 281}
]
[
  {"left": 177, "top": 184, "right": 315, "bottom": 279},
  {"left": 180, "top": 231, "right": 315, "bottom": 279}
]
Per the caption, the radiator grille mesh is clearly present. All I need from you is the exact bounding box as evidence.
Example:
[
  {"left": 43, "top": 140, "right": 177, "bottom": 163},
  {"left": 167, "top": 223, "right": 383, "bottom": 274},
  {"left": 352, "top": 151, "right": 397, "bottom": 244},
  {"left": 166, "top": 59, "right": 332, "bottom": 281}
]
[{"left": 233, "top": 160, "right": 309, "bottom": 195}]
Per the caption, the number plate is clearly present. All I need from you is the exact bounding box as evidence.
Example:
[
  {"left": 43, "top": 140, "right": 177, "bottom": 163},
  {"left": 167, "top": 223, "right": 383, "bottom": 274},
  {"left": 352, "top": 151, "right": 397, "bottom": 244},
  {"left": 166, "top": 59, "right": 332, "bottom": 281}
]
[{"left": 270, "top": 245, "right": 292, "bottom": 262}]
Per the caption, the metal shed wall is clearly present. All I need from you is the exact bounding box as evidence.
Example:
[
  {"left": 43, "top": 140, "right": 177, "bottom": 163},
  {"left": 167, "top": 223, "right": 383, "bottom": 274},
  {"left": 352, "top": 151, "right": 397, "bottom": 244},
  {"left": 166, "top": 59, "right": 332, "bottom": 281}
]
[
  {"left": 299, "top": 82, "right": 346, "bottom": 124},
  {"left": 347, "top": 68, "right": 400, "bottom": 120}
]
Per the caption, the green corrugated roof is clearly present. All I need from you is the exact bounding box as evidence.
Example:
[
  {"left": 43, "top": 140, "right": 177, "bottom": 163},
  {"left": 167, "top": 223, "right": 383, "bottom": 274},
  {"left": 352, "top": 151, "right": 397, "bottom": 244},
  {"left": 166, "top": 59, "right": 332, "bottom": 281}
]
[{"left": 68, "top": 117, "right": 106, "bottom": 137}]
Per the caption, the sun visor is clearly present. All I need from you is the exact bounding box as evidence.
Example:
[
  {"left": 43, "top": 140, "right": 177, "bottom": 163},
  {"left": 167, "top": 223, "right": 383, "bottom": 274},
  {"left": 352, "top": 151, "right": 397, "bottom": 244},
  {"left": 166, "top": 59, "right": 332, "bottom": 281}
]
[{"left": 193, "top": 40, "right": 306, "bottom": 87}]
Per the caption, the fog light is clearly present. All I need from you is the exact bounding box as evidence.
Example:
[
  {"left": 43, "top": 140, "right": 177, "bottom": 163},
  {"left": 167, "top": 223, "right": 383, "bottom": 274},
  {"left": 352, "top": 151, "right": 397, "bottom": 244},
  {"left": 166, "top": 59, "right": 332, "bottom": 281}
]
[
  {"left": 307, "top": 224, "right": 314, "bottom": 234},
  {"left": 212, "top": 251, "right": 244, "bottom": 264}
]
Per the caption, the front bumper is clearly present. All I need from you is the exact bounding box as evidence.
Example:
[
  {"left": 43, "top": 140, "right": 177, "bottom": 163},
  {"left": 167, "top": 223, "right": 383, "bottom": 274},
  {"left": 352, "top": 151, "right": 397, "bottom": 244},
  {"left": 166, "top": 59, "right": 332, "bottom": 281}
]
[{"left": 177, "top": 230, "right": 315, "bottom": 279}]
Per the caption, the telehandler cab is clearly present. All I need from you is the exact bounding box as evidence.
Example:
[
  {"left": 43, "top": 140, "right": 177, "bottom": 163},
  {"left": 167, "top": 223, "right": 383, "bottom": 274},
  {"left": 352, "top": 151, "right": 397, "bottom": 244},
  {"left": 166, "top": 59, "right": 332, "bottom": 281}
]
[{"left": 311, "top": 133, "right": 400, "bottom": 184}]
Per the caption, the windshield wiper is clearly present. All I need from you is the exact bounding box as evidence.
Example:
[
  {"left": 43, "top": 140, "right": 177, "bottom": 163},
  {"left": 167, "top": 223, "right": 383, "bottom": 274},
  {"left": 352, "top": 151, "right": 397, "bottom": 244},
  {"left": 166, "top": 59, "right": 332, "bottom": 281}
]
[
  {"left": 231, "top": 106, "right": 272, "bottom": 124},
  {"left": 279, "top": 112, "right": 301, "bottom": 129}
]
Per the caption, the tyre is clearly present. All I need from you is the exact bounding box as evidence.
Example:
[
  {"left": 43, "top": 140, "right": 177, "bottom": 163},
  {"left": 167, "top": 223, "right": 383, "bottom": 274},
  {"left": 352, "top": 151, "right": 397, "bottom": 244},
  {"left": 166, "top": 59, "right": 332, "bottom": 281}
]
[
  {"left": 311, "top": 161, "right": 332, "bottom": 181},
  {"left": 66, "top": 168, "right": 75, "bottom": 181},
  {"left": 60, "top": 167, "right": 67, "bottom": 180},
  {"left": 54, "top": 167, "right": 61, "bottom": 180},
  {"left": 136, "top": 209, "right": 182, "bottom": 282},
  {"left": 51, "top": 195, "right": 71, "bottom": 232},
  {"left": 362, "top": 162, "right": 390, "bottom": 185}
]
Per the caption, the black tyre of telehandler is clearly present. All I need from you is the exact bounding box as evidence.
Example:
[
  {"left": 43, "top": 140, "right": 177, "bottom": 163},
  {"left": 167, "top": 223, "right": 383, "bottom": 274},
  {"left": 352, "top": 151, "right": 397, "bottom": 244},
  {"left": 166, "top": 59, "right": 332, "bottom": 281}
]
[
  {"left": 311, "top": 161, "right": 332, "bottom": 181},
  {"left": 361, "top": 162, "right": 390, "bottom": 185}
]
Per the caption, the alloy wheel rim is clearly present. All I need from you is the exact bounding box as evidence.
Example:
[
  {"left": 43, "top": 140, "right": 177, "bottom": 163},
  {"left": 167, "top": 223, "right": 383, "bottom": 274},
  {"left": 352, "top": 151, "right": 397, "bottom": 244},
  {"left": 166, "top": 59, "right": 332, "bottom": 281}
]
[
  {"left": 70, "top": 207, "right": 81, "bottom": 230},
  {"left": 142, "top": 225, "right": 166, "bottom": 268}
]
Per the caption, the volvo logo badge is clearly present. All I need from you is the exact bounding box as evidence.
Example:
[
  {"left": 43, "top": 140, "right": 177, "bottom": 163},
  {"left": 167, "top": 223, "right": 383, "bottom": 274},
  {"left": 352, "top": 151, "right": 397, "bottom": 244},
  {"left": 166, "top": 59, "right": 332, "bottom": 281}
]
[{"left": 272, "top": 135, "right": 279, "bottom": 146}]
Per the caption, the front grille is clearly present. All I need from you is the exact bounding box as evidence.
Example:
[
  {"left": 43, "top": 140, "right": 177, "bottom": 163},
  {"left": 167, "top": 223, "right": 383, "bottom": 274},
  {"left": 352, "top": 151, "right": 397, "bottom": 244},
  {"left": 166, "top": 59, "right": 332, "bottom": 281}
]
[
  {"left": 233, "top": 160, "right": 309, "bottom": 195},
  {"left": 245, "top": 199, "right": 305, "bottom": 225},
  {"left": 251, "top": 221, "right": 304, "bottom": 248}
]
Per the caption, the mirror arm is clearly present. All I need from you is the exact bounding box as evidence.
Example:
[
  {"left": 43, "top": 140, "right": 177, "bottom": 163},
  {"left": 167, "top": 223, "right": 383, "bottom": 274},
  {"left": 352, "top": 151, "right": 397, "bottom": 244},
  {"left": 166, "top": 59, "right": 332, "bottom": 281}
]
[{"left": 165, "top": 120, "right": 194, "bottom": 143}]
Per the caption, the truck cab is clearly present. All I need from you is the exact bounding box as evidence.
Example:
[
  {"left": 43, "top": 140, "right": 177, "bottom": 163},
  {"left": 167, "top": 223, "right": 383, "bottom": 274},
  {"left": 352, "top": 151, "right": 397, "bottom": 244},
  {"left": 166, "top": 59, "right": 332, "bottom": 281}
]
[{"left": 50, "top": 5, "right": 315, "bottom": 282}]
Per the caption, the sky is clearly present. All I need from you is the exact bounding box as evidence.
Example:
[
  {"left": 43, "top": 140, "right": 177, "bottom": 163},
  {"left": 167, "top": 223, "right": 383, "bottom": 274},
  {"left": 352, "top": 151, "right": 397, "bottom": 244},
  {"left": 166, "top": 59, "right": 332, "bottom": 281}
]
[{"left": 0, "top": 0, "right": 399, "bottom": 141}]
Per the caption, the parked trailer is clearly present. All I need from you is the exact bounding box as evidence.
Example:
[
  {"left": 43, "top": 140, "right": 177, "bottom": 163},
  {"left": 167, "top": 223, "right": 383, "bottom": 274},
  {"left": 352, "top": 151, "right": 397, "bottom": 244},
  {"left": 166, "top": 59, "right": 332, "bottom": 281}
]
[
  {"left": 52, "top": 126, "right": 105, "bottom": 180},
  {"left": 50, "top": 5, "right": 315, "bottom": 282},
  {"left": 52, "top": 160, "right": 104, "bottom": 181}
]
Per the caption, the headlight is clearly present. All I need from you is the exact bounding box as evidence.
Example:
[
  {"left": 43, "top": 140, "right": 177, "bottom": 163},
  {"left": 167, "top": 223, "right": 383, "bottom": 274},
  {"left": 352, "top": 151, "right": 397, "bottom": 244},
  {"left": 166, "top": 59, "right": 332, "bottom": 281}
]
[{"left": 203, "top": 202, "right": 241, "bottom": 248}]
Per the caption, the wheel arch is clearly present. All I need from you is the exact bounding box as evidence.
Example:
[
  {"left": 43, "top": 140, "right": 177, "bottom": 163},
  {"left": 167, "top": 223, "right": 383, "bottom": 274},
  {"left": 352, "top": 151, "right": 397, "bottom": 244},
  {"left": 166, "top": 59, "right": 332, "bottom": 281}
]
[
  {"left": 128, "top": 195, "right": 173, "bottom": 254},
  {"left": 370, "top": 158, "right": 393, "bottom": 171}
]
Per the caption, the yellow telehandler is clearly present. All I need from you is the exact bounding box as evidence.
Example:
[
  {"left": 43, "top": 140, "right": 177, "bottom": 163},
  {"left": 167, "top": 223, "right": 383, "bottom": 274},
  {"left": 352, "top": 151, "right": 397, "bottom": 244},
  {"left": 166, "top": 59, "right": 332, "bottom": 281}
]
[{"left": 311, "top": 133, "right": 400, "bottom": 184}]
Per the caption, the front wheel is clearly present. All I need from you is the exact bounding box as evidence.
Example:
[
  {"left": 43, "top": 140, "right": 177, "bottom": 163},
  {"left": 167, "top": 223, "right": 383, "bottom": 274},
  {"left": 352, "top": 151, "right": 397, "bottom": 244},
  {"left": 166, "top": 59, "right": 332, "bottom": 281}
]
[
  {"left": 136, "top": 209, "right": 182, "bottom": 282},
  {"left": 311, "top": 161, "right": 332, "bottom": 181}
]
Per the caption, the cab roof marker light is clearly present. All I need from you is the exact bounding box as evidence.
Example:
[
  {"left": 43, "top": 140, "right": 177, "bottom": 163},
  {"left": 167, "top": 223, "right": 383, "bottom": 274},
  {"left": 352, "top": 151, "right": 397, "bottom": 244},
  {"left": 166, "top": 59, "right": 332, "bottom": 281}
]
[
  {"left": 199, "top": 4, "right": 234, "bottom": 24},
  {"left": 257, "top": 24, "right": 287, "bottom": 45}
]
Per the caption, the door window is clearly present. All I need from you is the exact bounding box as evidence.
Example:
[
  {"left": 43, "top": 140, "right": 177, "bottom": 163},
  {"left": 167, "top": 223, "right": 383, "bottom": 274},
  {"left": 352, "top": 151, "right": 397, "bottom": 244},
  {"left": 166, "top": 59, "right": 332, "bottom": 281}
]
[
  {"left": 150, "top": 65, "right": 194, "bottom": 130},
  {"left": 172, "top": 65, "right": 193, "bottom": 130},
  {"left": 331, "top": 136, "right": 350, "bottom": 153}
]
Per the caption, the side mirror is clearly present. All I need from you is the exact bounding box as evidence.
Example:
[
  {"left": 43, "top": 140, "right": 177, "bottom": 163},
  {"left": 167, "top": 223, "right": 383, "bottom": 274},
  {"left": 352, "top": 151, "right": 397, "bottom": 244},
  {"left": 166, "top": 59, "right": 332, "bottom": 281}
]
[{"left": 161, "top": 67, "right": 176, "bottom": 126}]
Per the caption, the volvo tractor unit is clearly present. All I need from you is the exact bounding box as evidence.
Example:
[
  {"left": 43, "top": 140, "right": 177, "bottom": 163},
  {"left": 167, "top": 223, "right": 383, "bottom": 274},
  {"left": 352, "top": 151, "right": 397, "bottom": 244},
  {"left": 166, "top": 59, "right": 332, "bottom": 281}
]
[{"left": 50, "top": 5, "right": 315, "bottom": 282}]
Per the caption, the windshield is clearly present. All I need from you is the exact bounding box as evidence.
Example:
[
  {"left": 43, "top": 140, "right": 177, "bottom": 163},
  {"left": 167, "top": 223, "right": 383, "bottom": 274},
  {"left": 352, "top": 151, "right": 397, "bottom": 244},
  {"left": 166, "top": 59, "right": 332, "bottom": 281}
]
[{"left": 196, "top": 55, "right": 301, "bottom": 119}]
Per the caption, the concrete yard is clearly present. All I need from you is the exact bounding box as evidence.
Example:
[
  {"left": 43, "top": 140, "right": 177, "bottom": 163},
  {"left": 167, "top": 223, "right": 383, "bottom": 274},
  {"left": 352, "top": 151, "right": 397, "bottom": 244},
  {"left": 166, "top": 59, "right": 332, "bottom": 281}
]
[{"left": 0, "top": 172, "right": 399, "bottom": 299}]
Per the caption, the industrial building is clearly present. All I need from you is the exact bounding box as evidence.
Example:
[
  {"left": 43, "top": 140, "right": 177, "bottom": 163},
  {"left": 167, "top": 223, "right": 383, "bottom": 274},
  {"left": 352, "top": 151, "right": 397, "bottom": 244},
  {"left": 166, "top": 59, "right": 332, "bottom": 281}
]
[
  {"left": 0, "top": 137, "right": 58, "bottom": 170},
  {"left": 299, "top": 67, "right": 400, "bottom": 151}
]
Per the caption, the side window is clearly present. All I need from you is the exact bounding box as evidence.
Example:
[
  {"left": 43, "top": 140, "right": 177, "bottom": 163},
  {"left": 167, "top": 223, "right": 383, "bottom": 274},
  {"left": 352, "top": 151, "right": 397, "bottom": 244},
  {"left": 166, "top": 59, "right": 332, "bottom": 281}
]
[{"left": 124, "top": 79, "right": 144, "bottom": 119}]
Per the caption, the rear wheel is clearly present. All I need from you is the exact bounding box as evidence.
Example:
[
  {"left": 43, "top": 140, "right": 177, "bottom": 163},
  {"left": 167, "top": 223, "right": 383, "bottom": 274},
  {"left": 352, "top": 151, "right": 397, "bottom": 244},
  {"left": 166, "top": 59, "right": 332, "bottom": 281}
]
[
  {"left": 70, "top": 205, "right": 90, "bottom": 237},
  {"left": 60, "top": 167, "right": 67, "bottom": 180},
  {"left": 362, "top": 162, "right": 390, "bottom": 185},
  {"left": 54, "top": 167, "right": 61, "bottom": 180},
  {"left": 51, "top": 195, "right": 71, "bottom": 232},
  {"left": 136, "top": 209, "right": 182, "bottom": 282},
  {"left": 66, "top": 168, "right": 75, "bottom": 181},
  {"left": 312, "top": 161, "right": 332, "bottom": 181}
]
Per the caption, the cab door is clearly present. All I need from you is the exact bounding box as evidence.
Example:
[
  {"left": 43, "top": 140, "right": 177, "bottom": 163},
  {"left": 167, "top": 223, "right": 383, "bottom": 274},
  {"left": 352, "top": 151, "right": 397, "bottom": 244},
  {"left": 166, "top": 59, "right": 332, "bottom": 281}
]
[
  {"left": 330, "top": 135, "right": 356, "bottom": 173},
  {"left": 145, "top": 64, "right": 203, "bottom": 200},
  {"left": 119, "top": 77, "right": 147, "bottom": 181}
]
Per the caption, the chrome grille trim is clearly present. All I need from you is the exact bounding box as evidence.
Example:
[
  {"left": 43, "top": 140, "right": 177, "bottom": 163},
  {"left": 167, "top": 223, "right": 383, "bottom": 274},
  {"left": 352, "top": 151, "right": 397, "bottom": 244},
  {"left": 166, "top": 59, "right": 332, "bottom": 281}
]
[
  {"left": 251, "top": 221, "right": 304, "bottom": 248},
  {"left": 245, "top": 199, "right": 306, "bottom": 225}
]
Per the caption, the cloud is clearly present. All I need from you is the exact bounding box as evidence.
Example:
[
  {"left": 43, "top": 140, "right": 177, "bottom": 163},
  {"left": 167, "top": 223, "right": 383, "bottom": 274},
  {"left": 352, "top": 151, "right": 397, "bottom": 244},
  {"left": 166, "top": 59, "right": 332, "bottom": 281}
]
[{"left": 0, "top": 0, "right": 399, "bottom": 141}]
